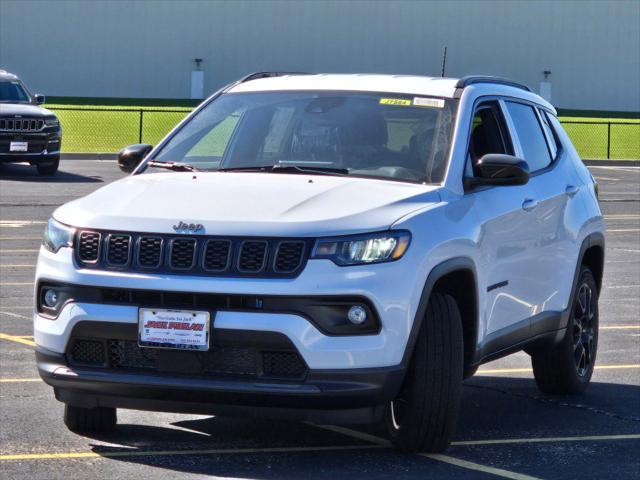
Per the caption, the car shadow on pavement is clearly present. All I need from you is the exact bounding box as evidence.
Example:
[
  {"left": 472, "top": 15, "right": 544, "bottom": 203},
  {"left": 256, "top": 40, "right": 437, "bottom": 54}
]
[
  {"left": 80, "top": 377, "right": 640, "bottom": 479},
  {"left": 0, "top": 163, "right": 103, "bottom": 183}
]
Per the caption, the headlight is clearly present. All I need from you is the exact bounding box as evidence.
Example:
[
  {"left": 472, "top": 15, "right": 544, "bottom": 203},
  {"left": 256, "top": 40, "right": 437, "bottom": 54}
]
[
  {"left": 44, "top": 117, "right": 59, "bottom": 127},
  {"left": 43, "top": 218, "right": 75, "bottom": 253},
  {"left": 312, "top": 231, "right": 411, "bottom": 266}
]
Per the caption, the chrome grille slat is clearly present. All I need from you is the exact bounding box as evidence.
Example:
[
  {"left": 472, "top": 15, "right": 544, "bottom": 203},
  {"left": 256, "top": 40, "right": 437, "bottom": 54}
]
[{"left": 75, "top": 230, "right": 309, "bottom": 277}]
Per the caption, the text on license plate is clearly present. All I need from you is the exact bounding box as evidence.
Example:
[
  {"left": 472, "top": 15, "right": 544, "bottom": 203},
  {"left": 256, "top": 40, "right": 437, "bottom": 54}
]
[
  {"left": 138, "top": 308, "right": 210, "bottom": 351},
  {"left": 10, "top": 141, "right": 28, "bottom": 152}
]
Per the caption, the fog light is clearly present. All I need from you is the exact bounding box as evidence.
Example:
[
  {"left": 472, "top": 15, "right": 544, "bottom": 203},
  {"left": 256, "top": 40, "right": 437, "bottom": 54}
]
[
  {"left": 44, "top": 289, "right": 58, "bottom": 308},
  {"left": 347, "top": 305, "right": 367, "bottom": 325}
]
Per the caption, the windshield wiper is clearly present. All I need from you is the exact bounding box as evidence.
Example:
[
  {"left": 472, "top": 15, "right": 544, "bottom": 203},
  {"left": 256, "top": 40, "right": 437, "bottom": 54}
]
[
  {"left": 146, "top": 160, "right": 199, "bottom": 172},
  {"left": 217, "top": 164, "right": 349, "bottom": 175}
]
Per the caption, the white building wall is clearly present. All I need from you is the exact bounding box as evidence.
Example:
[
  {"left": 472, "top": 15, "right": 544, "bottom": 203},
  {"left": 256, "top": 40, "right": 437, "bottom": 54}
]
[{"left": 1, "top": 0, "right": 638, "bottom": 111}]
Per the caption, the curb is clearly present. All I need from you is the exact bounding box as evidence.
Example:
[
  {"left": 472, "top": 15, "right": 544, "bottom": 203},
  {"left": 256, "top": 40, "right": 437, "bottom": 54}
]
[
  {"left": 61, "top": 153, "right": 118, "bottom": 160},
  {"left": 583, "top": 159, "right": 640, "bottom": 167}
]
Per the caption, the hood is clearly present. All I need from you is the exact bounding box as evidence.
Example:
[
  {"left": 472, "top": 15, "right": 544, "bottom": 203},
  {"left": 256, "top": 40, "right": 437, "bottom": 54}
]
[
  {"left": 0, "top": 103, "right": 54, "bottom": 117},
  {"left": 54, "top": 172, "right": 441, "bottom": 237}
]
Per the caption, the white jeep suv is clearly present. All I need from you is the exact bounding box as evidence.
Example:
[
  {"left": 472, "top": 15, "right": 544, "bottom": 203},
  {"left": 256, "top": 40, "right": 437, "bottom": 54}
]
[{"left": 34, "top": 73, "right": 605, "bottom": 452}]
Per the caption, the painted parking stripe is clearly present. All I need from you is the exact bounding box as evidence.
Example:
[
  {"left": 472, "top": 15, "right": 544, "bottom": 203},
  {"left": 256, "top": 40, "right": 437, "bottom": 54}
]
[
  {"left": 0, "top": 237, "right": 42, "bottom": 240},
  {"left": 0, "top": 249, "right": 39, "bottom": 253},
  {"left": 0, "top": 444, "right": 382, "bottom": 461},
  {"left": 0, "top": 378, "right": 41, "bottom": 383},
  {"left": 607, "top": 229, "right": 640, "bottom": 233},
  {"left": 0, "top": 310, "right": 31, "bottom": 319},
  {"left": 314, "top": 425, "right": 540, "bottom": 480},
  {"left": 0, "top": 264, "right": 36, "bottom": 268},
  {"left": 601, "top": 325, "right": 640, "bottom": 330},
  {"left": 0, "top": 282, "right": 34, "bottom": 286},
  {"left": 421, "top": 454, "right": 541, "bottom": 480},
  {"left": 0, "top": 333, "right": 36, "bottom": 347},
  {"left": 477, "top": 365, "right": 640, "bottom": 375},
  {"left": 452, "top": 434, "right": 640, "bottom": 446}
]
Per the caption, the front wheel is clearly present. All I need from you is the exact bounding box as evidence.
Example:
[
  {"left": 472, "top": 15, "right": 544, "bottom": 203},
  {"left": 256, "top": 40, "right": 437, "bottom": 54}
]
[
  {"left": 36, "top": 156, "right": 60, "bottom": 176},
  {"left": 385, "top": 292, "right": 464, "bottom": 452},
  {"left": 64, "top": 404, "right": 117, "bottom": 433},
  {"left": 531, "top": 266, "right": 599, "bottom": 394}
]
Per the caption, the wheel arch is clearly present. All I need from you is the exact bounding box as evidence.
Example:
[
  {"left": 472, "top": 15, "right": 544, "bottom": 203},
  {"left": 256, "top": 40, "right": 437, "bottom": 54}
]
[
  {"left": 401, "top": 257, "right": 479, "bottom": 377},
  {"left": 580, "top": 233, "right": 605, "bottom": 295}
]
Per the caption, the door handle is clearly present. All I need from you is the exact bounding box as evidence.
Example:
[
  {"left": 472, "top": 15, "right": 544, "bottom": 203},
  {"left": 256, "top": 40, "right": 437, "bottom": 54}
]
[
  {"left": 565, "top": 184, "right": 579, "bottom": 197},
  {"left": 522, "top": 198, "right": 538, "bottom": 212}
]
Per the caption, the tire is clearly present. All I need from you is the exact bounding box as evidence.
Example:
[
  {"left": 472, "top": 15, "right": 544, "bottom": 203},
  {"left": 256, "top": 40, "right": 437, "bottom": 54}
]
[
  {"left": 385, "top": 292, "right": 464, "bottom": 452},
  {"left": 36, "top": 156, "right": 60, "bottom": 176},
  {"left": 531, "top": 266, "right": 599, "bottom": 394},
  {"left": 64, "top": 404, "right": 117, "bottom": 433}
]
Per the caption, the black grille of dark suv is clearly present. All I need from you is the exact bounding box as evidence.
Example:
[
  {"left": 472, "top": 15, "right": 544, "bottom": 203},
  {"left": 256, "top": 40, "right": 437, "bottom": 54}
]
[{"left": 75, "top": 230, "right": 311, "bottom": 278}]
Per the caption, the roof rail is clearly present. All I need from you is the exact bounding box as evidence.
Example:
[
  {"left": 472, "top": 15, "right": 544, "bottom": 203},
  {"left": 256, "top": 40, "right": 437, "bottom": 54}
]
[
  {"left": 455, "top": 75, "right": 531, "bottom": 92},
  {"left": 222, "top": 71, "right": 311, "bottom": 93}
]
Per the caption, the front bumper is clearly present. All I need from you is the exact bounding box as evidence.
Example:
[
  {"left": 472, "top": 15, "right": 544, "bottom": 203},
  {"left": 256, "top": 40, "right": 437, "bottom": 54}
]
[
  {"left": 0, "top": 128, "right": 61, "bottom": 163},
  {"left": 37, "top": 345, "right": 404, "bottom": 423}
]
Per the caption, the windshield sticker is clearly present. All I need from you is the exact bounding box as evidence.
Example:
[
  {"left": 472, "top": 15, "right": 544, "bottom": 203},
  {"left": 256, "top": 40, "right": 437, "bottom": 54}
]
[
  {"left": 413, "top": 97, "right": 445, "bottom": 108},
  {"left": 379, "top": 98, "right": 411, "bottom": 106}
]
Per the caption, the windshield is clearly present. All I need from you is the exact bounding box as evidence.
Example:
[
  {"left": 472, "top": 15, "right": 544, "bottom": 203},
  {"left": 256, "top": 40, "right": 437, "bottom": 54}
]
[
  {"left": 152, "top": 91, "right": 456, "bottom": 183},
  {"left": 0, "top": 81, "right": 31, "bottom": 103}
]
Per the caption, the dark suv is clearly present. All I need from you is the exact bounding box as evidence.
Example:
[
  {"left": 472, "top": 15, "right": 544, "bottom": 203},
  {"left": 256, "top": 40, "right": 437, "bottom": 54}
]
[{"left": 0, "top": 69, "right": 61, "bottom": 175}]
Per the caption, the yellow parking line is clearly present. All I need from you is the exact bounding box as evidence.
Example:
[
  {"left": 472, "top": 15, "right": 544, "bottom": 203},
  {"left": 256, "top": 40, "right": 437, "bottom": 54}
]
[
  {"left": 314, "top": 425, "right": 539, "bottom": 480},
  {"left": 0, "top": 282, "right": 34, "bottom": 286},
  {"left": 477, "top": 365, "right": 640, "bottom": 375},
  {"left": 0, "top": 378, "right": 40, "bottom": 383},
  {"left": 0, "top": 333, "right": 36, "bottom": 347},
  {"left": 452, "top": 434, "right": 640, "bottom": 446},
  {"left": 601, "top": 325, "right": 640, "bottom": 330},
  {"left": 0, "top": 249, "right": 39, "bottom": 253},
  {"left": 0, "top": 444, "right": 382, "bottom": 461},
  {"left": 0, "top": 237, "right": 42, "bottom": 240},
  {"left": 608, "top": 229, "right": 640, "bottom": 233}
]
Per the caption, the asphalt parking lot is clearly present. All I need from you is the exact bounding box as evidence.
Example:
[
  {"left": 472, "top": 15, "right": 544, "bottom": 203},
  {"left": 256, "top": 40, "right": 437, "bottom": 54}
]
[{"left": 0, "top": 159, "right": 638, "bottom": 479}]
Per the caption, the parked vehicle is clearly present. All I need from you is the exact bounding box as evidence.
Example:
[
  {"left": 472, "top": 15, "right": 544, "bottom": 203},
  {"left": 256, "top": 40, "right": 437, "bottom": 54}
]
[
  {"left": 0, "top": 70, "right": 61, "bottom": 175},
  {"left": 34, "top": 72, "right": 604, "bottom": 452}
]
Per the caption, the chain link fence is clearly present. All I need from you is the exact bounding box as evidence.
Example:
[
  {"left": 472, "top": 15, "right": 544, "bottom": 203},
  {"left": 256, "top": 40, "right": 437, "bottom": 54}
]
[{"left": 49, "top": 107, "right": 640, "bottom": 160}]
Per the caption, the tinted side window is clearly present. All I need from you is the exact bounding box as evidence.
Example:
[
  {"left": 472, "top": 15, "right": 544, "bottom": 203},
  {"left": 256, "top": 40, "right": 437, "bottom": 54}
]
[
  {"left": 505, "top": 102, "right": 552, "bottom": 171},
  {"left": 468, "top": 104, "right": 513, "bottom": 164},
  {"left": 539, "top": 110, "right": 559, "bottom": 159}
]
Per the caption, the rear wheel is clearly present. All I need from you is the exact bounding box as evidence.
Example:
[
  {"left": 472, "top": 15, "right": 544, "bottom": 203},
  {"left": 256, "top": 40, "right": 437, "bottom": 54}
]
[
  {"left": 531, "top": 266, "right": 599, "bottom": 394},
  {"left": 385, "top": 292, "right": 464, "bottom": 452},
  {"left": 64, "top": 404, "right": 117, "bottom": 433},
  {"left": 36, "top": 156, "right": 59, "bottom": 176}
]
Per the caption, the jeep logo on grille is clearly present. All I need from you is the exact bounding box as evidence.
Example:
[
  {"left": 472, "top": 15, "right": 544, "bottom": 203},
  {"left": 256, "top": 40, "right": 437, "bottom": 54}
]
[{"left": 172, "top": 221, "right": 204, "bottom": 234}]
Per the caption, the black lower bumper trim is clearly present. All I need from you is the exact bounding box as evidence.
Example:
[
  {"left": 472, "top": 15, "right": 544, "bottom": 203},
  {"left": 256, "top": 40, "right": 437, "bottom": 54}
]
[{"left": 37, "top": 346, "right": 404, "bottom": 424}]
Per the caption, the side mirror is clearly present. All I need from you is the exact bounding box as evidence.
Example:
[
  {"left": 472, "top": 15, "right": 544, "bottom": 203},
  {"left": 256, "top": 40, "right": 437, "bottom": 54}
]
[
  {"left": 464, "top": 154, "right": 529, "bottom": 189},
  {"left": 34, "top": 94, "right": 45, "bottom": 104},
  {"left": 118, "top": 144, "right": 153, "bottom": 173}
]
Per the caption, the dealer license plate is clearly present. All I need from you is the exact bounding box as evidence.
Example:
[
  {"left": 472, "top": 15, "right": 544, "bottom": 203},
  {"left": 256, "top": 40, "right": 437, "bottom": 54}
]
[
  {"left": 10, "top": 141, "right": 28, "bottom": 152},
  {"left": 138, "top": 308, "right": 210, "bottom": 351}
]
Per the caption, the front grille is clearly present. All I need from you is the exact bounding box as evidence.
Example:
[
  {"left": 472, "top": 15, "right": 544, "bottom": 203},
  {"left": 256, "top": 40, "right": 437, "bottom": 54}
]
[
  {"left": 75, "top": 229, "right": 311, "bottom": 278},
  {"left": 203, "top": 240, "right": 231, "bottom": 271},
  {"left": 106, "top": 234, "right": 131, "bottom": 266},
  {"left": 78, "top": 232, "right": 101, "bottom": 262},
  {"left": 68, "top": 338, "right": 308, "bottom": 380},
  {"left": 170, "top": 238, "right": 196, "bottom": 269},
  {"left": 262, "top": 351, "right": 307, "bottom": 378},
  {"left": 70, "top": 340, "right": 105, "bottom": 365},
  {"left": 275, "top": 242, "right": 306, "bottom": 273},
  {"left": 0, "top": 117, "right": 44, "bottom": 132},
  {"left": 138, "top": 237, "right": 162, "bottom": 268},
  {"left": 238, "top": 241, "right": 267, "bottom": 272}
]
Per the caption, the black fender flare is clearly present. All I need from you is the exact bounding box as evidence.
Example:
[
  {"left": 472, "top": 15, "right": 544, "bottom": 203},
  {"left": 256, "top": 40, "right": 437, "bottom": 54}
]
[{"left": 399, "top": 257, "right": 478, "bottom": 369}]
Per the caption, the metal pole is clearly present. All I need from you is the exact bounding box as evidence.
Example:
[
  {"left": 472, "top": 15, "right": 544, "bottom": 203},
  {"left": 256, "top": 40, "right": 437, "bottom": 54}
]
[
  {"left": 607, "top": 122, "right": 611, "bottom": 159},
  {"left": 139, "top": 110, "right": 144, "bottom": 144},
  {"left": 441, "top": 46, "right": 447, "bottom": 77}
]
